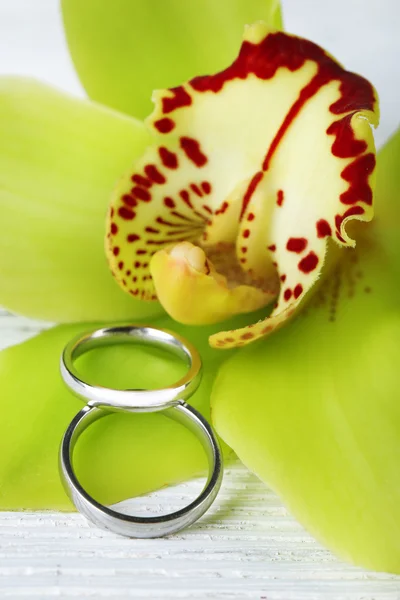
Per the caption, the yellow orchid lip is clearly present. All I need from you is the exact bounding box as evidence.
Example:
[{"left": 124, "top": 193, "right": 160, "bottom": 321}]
[
  {"left": 106, "top": 23, "right": 379, "bottom": 349},
  {"left": 150, "top": 241, "right": 278, "bottom": 325}
]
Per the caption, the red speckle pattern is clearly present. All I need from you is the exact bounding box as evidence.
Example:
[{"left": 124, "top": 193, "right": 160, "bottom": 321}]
[
  {"left": 122, "top": 194, "right": 137, "bottom": 207},
  {"left": 132, "top": 187, "right": 151, "bottom": 202},
  {"left": 339, "top": 153, "right": 375, "bottom": 206},
  {"left": 277, "top": 190, "right": 284, "bottom": 206},
  {"left": 118, "top": 207, "right": 135, "bottom": 220},
  {"left": 261, "top": 325, "right": 273, "bottom": 334},
  {"left": 144, "top": 164, "right": 166, "bottom": 185},
  {"left": 190, "top": 183, "right": 203, "bottom": 197},
  {"left": 298, "top": 252, "right": 319, "bottom": 274},
  {"left": 267, "top": 244, "right": 276, "bottom": 252},
  {"left": 243, "top": 229, "right": 250, "bottom": 239},
  {"left": 286, "top": 237, "right": 308, "bottom": 253},
  {"left": 316, "top": 219, "right": 332, "bottom": 238},
  {"left": 241, "top": 332, "right": 254, "bottom": 340},
  {"left": 180, "top": 137, "right": 208, "bottom": 167},
  {"left": 154, "top": 118, "right": 175, "bottom": 134},
  {"left": 164, "top": 197, "right": 176, "bottom": 209},
  {"left": 294, "top": 283, "right": 303, "bottom": 299},
  {"left": 159, "top": 147, "right": 178, "bottom": 169},
  {"left": 284, "top": 288, "right": 292, "bottom": 301},
  {"left": 162, "top": 86, "right": 192, "bottom": 113},
  {"left": 127, "top": 233, "right": 140, "bottom": 243},
  {"left": 327, "top": 114, "right": 367, "bottom": 158},
  {"left": 132, "top": 174, "right": 152, "bottom": 188},
  {"left": 201, "top": 181, "right": 212, "bottom": 195},
  {"left": 109, "top": 139, "right": 210, "bottom": 299}
]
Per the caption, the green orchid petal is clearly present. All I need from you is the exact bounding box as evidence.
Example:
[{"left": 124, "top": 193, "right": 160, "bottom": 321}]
[
  {"left": 61, "top": 0, "right": 283, "bottom": 119},
  {"left": 211, "top": 132, "right": 400, "bottom": 573},
  {"left": 373, "top": 128, "right": 400, "bottom": 276},
  {"left": 0, "top": 77, "right": 162, "bottom": 322},
  {"left": 0, "top": 307, "right": 270, "bottom": 509}
]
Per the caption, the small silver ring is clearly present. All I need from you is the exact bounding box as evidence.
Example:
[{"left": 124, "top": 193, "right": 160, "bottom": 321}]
[
  {"left": 60, "top": 324, "right": 202, "bottom": 412},
  {"left": 59, "top": 324, "right": 223, "bottom": 538},
  {"left": 59, "top": 403, "right": 223, "bottom": 538}
]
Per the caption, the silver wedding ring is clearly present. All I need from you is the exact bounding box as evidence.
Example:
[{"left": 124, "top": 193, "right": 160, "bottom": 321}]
[{"left": 59, "top": 324, "right": 223, "bottom": 538}]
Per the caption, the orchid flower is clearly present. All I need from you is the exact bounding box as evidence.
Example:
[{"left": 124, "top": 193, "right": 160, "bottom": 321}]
[
  {"left": 0, "top": 0, "right": 399, "bottom": 575},
  {"left": 105, "top": 22, "right": 377, "bottom": 347}
]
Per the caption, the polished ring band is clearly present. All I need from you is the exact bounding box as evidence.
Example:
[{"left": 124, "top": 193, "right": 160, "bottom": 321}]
[
  {"left": 59, "top": 324, "right": 223, "bottom": 538},
  {"left": 60, "top": 324, "right": 203, "bottom": 412}
]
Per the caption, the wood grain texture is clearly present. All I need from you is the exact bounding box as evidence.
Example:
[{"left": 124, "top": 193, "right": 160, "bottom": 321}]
[{"left": 0, "top": 310, "right": 399, "bottom": 599}]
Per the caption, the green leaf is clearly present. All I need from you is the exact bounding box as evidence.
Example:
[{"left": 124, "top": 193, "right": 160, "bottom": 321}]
[
  {"left": 211, "top": 132, "right": 400, "bottom": 573},
  {"left": 0, "top": 77, "right": 162, "bottom": 322},
  {"left": 0, "top": 308, "right": 271, "bottom": 509},
  {"left": 61, "top": 0, "right": 283, "bottom": 119},
  {"left": 372, "top": 129, "right": 400, "bottom": 278}
]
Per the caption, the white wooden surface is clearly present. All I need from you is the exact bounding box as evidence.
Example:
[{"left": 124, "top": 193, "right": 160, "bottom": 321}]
[{"left": 1, "top": 310, "right": 400, "bottom": 599}]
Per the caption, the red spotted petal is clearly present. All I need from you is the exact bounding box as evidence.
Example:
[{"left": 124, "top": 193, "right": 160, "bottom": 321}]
[{"left": 106, "top": 23, "right": 378, "bottom": 345}]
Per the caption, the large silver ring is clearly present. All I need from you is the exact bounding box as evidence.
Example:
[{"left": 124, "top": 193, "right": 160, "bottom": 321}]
[
  {"left": 61, "top": 324, "right": 202, "bottom": 412},
  {"left": 59, "top": 324, "right": 223, "bottom": 538}
]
